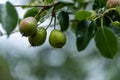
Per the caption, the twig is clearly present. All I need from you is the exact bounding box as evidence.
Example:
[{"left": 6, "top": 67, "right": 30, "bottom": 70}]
[
  {"left": 45, "top": 17, "right": 53, "bottom": 30},
  {"left": 34, "top": 8, "right": 45, "bottom": 19},
  {"left": 94, "top": 8, "right": 116, "bottom": 21},
  {"left": 54, "top": 15, "right": 56, "bottom": 29},
  {"left": 13, "top": 2, "right": 58, "bottom": 8},
  {"left": 13, "top": 5, "right": 49, "bottom": 7}
]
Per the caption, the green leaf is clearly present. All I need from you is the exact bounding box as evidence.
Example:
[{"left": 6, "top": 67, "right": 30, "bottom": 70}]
[
  {"left": 44, "top": 0, "right": 55, "bottom": 4},
  {"left": 71, "top": 20, "right": 79, "bottom": 33},
  {"left": 105, "top": 10, "right": 120, "bottom": 22},
  {"left": 39, "top": 7, "right": 53, "bottom": 23},
  {"left": 0, "top": 4, "right": 3, "bottom": 23},
  {"left": 116, "top": 6, "right": 120, "bottom": 13},
  {"left": 93, "top": 0, "right": 106, "bottom": 10},
  {"left": 55, "top": 1, "right": 74, "bottom": 10},
  {"left": 24, "top": 8, "right": 39, "bottom": 18},
  {"left": 0, "top": 2, "right": 18, "bottom": 36},
  {"left": 23, "top": 8, "right": 39, "bottom": 21},
  {"left": 76, "top": 20, "right": 94, "bottom": 51},
  {"left": 0, "top": 55, "right": 14, "bottom": 80},
  {"left": 95, "top": 27, "right": 118, "bottom": 59},
  {"left": 88, "top": 20, "right": 96, "bottom": 37},
  {"left": 57, "top": 11, "right": 69, "bottom": 31},
  {"left": 75, "top": 10, "right": 91, "bottom": 21}
]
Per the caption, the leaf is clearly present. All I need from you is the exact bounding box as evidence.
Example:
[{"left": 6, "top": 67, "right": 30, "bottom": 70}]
[
  {"left": 44, "top": 0, "right": 55, "bottom": 4},
  {"left": 95, "top": 27, "right": 118, "bottom": 59},
  {"left": 23, "top": 8, "right": 39, "bottom": 21},
  {"left": 93, "top": 0, "right": 106, "bottom": 10},
  {"left": 76, "top": 20, "right": 94, "bottom": 51},
  {"left": 24, "top": 8, "right": 39, "bottom": 18},
  {"left": 0, "top": 2, "right": 18, "bottom": 36},
  {"left": 0, "top": 4, "right": 3, "bottom": 23},
  {"left": 88, "top": 20, "right": 96, "bottom": 37},
  {"left": 105, "top": 10, "right": 120, "bottom": 22},
  {"left": 116, "top": 6, "right": 120, "bottom": 13},
  {"left": 75, "top": 10, "right": 91, "bottom": 21},
  {"left": 71, "top": 20, "right": 79, "bottom": 33},
  {"left": 57, "top": 11, "right": 69, "bottom": 31},
  {"left": 39, "top": 7, "right": 53, "bottom": 23},
  {"left": 55, "top": 1, "right": 74, "bottom": 10},
  {"left": 0, "top": 55, "right": 14, "bottom": 80}
]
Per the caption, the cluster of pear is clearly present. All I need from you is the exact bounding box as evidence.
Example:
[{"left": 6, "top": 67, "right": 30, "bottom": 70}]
[{"left": 19, "top": 17, "right": 66, "bottom": 48}]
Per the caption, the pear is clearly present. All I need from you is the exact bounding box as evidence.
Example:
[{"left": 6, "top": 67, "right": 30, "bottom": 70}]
[
  {"left": 49, "top": 29, "right": 66, "bottom": 48},
  {"left": 19, "top": 17, "right": 37, "bottom": 36},
  {"left": 28, "top": 27, "right": 47, "bottom": 46}
]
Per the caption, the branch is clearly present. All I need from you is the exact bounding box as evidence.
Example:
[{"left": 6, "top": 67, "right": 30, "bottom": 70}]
[
  {"left": 13, "top": 2, "right": 58, "bottom": 8},
  {"left": 13, "top": 5, "right": 46, "bottom": 7}
]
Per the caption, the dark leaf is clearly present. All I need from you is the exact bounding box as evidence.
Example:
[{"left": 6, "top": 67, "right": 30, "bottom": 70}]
[
  {"left": 96, "top": 10, "right": 120, "bottom": 27},
  {"left": 0, "top": 4, "right": 3, "bottom": 23},
  {"left": 95, "top": 27, "right": 118, "bottom": 59},
  {"left": 93, "top": 0, "right": 106, "bottom": 10},
  {"left": 105, "top": 10, "right": 120, "bottom": 22},
  {"left": 88, "top": 20, "right": 96, "bottom": 37},
  {"left": 0, "top": 30, "right": 3, "bottom": 36},
  {"left": 55, "top": 1, "right": 74, "bottom": 10},
  {"left": 44, "top": 0, "right": 55, "bottom": 4},
  {"left": 0, "top": 2, "right": 18, "bottom": 36},
  {"left": 103, "top": 15, "right": 111, "bottom": 26},
  {"left": 57, "top": 11, "right": 69, "bottom": 31},
  {"left": 76, "top": 20, "right": 94, "bottom": 51},
  {"left": 24, "top": 8, "right": 39, "bottom": 21},
  {"left": 96, "top": 16, "right": 111, "bottom": 27}
]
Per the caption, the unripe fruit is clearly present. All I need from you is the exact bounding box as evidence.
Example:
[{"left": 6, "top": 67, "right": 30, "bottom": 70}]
[
  {"left": 19, "top": 17, "right": 37, "bottom": 36},
  {"left": 106, "top": 0, "right": 120, "bottom": 8},
  {"left": 28, "top": 27, "right": 47, "bottom": 46},
  {"left": 112, "top": 21, "right": 120, "bottom": 28},
  {"left": 49, "top": 29, "right": 66, "bottom": 48}
]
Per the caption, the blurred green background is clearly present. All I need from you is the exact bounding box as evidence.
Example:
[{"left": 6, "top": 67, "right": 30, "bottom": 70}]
[{"left": 0, "top": 29, "right": 120, "bottom": 80}]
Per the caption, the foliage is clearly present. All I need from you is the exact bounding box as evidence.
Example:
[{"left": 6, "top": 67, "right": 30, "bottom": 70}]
[
  {"left": 0, "top": 2, "right": 18, "bottom": 36},
  {"left": 0, "top": 55, "right": 14, "bottom": 80},
  {"left": 0, "top": 0, "right": 120, "bottom": 59}
]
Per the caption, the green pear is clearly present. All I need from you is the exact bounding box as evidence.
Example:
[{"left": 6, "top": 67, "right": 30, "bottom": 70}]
[
  {"left": 28, "top": 27, "right": 47, "bottom": 46},
  {"left": 49, "top": 29, "right": 66, "bottom": 48}
]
